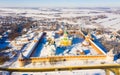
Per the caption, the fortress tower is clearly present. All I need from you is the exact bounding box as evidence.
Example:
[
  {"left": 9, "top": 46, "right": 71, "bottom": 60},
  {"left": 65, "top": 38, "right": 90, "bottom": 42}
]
[{"left": 18, "top": 52, "right": 25, "bottom": 67}]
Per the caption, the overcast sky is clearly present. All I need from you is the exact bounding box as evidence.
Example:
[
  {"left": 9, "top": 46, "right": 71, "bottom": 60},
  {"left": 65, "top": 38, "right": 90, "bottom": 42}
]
[{"left": 0, "top": 0, "right": 120, "bottom": 7}]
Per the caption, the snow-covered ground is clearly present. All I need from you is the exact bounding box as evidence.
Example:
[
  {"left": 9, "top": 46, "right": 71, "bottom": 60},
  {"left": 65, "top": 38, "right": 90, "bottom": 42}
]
[
  {"left": 2, "top": 69, "right": 115, "bottom": 75},
  {"left": 0, "top": 7, "right": 120, "bottom": 31},
  {"left": 94, "top": 13, "right": 120, "bottom": 31},
  {"left": 18, "top": 69, "right": 107, "bottom": 75},
  {"left": 0, "top": 7, "right": 119, "bottom": 75},
  {"left": 31, "top": 31, "right": 101, "bottom": 57}
]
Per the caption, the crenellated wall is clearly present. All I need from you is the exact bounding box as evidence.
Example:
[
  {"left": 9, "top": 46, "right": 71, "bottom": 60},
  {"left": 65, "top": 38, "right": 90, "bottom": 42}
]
[
  {"left": 85, "top": 35, "right": 106, "bottom": 55},
  {"left": 19, "top": 55, "right": 106, "bottom": 67}
]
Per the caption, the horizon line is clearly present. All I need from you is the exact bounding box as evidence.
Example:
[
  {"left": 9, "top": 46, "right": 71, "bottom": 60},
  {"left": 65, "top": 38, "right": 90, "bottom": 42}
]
[{"left": 0, "top": 6, "right": 120, "bottom": 8}]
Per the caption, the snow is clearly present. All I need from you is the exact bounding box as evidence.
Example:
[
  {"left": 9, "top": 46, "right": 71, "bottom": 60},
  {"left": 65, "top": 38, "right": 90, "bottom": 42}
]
[
  {"left": 23, "top": 41, "right": 37, "bottom": 58},
  {"left": 32, "top": 34, "right": 85, "bottom": 57},
  {"left": 61, "top": 13, "right": 104, "bottom": 17},
  {"left": 0, "top": 7, "right": 119, "bottom": 31},
  {"left": 23, "top": 32, "right": 43, "bottom": 58},
  {"left": 94, "top": 13, "right": 120, "bottom": 31},
  {"left": 31, "top": 32, "right": 105, "bottom": 57},
  {"left": 0, "top": 7, "right": 119, "bottom": 75},
  {"left": 20, "top": 69, "right": 106, "bottom": 75},
  {"left": 92, "top": 34, "right": 108, "bottom": 54}
]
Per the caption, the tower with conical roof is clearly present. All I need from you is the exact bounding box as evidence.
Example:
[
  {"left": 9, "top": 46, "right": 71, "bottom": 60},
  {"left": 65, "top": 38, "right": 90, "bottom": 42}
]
[{"left": 18, "top": 52, "right": 25, "bottom": 67}]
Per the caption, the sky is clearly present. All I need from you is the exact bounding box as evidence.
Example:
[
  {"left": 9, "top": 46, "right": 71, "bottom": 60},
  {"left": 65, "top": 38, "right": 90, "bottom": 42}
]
[{"left": 0, "top": 0, "right": 120, "bottom": 7}]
